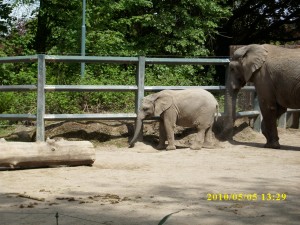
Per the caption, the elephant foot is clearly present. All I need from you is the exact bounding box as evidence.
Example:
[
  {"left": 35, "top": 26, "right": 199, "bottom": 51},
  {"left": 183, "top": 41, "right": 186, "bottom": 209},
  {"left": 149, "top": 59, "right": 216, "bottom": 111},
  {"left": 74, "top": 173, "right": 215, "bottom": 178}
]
[
  {"left": 166, "top": 145, "right": 176, "bottom": 151},
  {"left": 264, "top": 141, "right": 280, "bottom": 149}
]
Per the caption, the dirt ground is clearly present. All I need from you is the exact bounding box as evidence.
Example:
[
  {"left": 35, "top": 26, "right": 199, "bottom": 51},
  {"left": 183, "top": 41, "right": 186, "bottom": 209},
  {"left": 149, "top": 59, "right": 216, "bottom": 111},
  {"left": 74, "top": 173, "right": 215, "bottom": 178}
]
[{"left": 0, "top": 119, "right": 300, "bottom": 225}]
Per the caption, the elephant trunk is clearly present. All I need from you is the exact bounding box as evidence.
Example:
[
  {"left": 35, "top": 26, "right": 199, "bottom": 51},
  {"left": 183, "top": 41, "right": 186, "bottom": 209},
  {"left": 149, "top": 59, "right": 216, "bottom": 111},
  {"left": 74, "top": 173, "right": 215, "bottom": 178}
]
[
  {"left": 223, "top": 76, "right": 239, "bottom": 139},
  {"left": 129, "top": 114, "right": 144, "bottom": 147}
]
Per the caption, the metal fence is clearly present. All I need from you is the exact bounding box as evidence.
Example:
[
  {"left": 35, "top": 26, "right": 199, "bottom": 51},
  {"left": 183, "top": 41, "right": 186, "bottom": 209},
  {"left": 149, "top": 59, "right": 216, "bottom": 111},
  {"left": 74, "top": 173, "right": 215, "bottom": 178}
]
[{"left": 0, "top": 54, "right": 296, "bottom": 142}]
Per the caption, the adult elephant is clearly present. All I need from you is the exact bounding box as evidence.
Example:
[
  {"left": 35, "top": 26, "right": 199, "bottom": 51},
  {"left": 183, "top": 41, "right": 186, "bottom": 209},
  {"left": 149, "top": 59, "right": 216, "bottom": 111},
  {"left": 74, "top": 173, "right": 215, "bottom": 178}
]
[
  {"left": 129, "top": 89, "right": 219, "bottom": 150},
  {"left": 226, "top": 44, "right": 300, "bottom": 149}
]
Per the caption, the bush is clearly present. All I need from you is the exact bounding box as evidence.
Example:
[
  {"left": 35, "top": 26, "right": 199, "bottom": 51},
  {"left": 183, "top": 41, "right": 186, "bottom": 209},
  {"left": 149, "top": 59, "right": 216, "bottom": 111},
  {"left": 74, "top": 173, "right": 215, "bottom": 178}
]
[
  {"left": 0, "top": 61, "right": 219, "bottom": 116},
  {"left": 0, "top": 92, "right": 36, "bottom": 114}
]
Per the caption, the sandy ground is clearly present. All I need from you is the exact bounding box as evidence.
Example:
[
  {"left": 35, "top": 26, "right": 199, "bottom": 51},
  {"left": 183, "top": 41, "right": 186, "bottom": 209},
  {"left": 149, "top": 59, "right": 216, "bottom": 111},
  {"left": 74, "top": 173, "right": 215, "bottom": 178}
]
[{"left": 1, "top": 125, "right": 300, "bottom": 225}]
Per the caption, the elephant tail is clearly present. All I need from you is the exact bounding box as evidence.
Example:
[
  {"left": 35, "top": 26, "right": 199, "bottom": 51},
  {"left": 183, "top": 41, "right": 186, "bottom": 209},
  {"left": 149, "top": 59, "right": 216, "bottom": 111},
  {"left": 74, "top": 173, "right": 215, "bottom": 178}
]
[{"left": 214, "top": 103, "right": 219, "bottom": 122}]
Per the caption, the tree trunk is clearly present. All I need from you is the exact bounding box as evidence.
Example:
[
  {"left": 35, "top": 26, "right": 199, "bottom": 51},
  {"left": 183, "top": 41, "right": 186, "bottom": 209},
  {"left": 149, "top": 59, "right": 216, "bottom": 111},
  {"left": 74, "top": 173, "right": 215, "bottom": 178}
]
[
  {"left": 0, "top": 139, "right": 95, "bottom": 169},
  {"left": 35, "top": 0, "right": 50, "bottom": 53}
]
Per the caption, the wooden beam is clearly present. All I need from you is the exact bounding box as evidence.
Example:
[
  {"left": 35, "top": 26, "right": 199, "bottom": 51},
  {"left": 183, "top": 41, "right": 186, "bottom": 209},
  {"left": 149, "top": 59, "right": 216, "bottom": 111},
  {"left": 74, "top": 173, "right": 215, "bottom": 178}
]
[{"left": 0, "top": 138, "right": 95, "bottom": 169}]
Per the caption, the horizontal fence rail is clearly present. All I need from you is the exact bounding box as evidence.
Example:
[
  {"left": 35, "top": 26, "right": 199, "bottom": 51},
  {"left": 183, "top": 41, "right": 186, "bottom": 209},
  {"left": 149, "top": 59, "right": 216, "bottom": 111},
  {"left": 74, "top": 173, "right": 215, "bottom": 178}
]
[
  {"left": 0, "top": 55, "right": 38, "bottom": 63},
  {"left": 0, "top": 54, "right": 299, "bottom": 141}
]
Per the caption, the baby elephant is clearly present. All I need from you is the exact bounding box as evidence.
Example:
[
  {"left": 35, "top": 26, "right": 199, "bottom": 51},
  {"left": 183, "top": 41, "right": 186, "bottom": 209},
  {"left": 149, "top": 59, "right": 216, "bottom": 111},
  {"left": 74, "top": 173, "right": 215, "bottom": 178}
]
[{"left": 129, "top": 88, "right": 219, "bottom": 150}]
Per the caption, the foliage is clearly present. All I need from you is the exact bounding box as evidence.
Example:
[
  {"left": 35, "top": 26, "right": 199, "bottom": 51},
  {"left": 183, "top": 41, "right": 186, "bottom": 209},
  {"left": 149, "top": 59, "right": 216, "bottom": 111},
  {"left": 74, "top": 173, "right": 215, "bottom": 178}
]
[
  {"left": 0, "top": 0, "right": 14, "bottom": 37},
  {"left": 86, "top": 0, "right": 231, "bottom": 56},
  {"left": 35, "top": 0, "right": 81, "bottom": 54},
  {"left": 216, "top": 0, "right": 300, "bottom": 56},
  {"left": 0, "top": 92, "right": 36, "bottom": 114},
  {"left": 3, "top": 0, "right": 300, "bottom": 117}
]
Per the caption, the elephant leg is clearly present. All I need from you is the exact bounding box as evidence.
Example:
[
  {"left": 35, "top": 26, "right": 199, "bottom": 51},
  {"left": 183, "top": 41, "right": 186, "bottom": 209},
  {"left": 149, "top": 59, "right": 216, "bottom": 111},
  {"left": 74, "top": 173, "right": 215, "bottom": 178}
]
[
  {"left": 157, "top": 120, "right": 167, "bottom": 150},
  {"left": 276, "top": 104, "right": 287, "bottom": 120},
  {"left": 261, "top": 120, "right": 280, "bottom": 149},
  {"left": 261, "top": 119, "right": 270, "bottom": 142},
  {"left": 203, "top": 126, "right": 215, "bottom": 149},
  {"left": 163, "top": 119, "right": 176, "bottom": 150},
  {"left": 260, "top": 119, "right": 279, "bottom": 148},
  {"left": 190, "top": 126, "right": 206, "bottom": 150},
  {"left": 260, "top": 104, "right": 284, "bottom": 149}
]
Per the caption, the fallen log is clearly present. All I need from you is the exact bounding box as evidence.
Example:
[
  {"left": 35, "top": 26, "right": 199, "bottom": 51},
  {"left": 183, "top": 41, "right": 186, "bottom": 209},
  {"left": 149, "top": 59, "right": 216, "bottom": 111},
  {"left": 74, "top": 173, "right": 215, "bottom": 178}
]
[{"left": 0, "top": 138, "right": 95, "bottom": 169}]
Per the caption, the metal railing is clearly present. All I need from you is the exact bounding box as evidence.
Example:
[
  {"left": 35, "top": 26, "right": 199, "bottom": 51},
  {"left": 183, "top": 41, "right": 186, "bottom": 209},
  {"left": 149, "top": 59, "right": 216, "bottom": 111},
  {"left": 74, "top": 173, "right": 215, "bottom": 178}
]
[{"left": 0, "top": 54, "right": 297, "bottom": 142}]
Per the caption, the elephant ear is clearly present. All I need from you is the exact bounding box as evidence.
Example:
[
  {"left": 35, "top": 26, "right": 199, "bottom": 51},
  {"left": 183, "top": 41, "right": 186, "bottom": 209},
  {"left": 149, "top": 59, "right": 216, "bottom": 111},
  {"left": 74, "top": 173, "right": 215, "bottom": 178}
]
[
  {"left": 235, "top": 44, "right": 268, "bottom": 82},
  {"left": 154, "top": 95, "right": 173, "bottom": 116}
]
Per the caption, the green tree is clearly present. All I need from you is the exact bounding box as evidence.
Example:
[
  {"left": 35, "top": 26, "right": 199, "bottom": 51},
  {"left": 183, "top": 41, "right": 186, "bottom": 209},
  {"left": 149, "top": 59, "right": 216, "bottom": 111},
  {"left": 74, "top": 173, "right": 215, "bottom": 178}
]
[
  {"left": 34, "top": 0, "right": 81, "bottom": 54},
  {"left": 86, "top": 0, "right": 231, "bottom": 57},
  {"left": 0, "top": 0, "right": 13, "bottom": 37},
  {"left": 216, "top": 0, "right": 300, "bottom": 56},
  {"left": 213, "top": 0, "right": 300, "bottom": 84},
  {"left": 0, "top": 0, "right": 232, "bottom": 114}
]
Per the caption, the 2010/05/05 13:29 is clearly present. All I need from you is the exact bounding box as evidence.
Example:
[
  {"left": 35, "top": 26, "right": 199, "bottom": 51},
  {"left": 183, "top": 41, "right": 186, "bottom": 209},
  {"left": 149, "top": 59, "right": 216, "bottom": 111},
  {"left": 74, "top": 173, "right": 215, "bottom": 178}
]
[{"left": 207, "top": 193, "right": 287, "bottom": 201}]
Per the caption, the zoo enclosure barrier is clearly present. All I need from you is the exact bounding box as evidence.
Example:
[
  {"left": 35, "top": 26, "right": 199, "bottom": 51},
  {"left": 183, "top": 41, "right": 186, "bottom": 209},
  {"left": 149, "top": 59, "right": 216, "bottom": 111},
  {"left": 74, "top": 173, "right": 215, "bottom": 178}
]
[{"left": 0, "top": 55, "right": 298, "bottom": 142}]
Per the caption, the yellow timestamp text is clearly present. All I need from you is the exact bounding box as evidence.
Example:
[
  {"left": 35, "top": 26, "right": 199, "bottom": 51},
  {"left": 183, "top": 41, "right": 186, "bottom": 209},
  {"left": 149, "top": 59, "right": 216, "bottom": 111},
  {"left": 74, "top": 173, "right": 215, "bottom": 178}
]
[{"left": 207, "top": 193, "right": 287, "bottom": 201}]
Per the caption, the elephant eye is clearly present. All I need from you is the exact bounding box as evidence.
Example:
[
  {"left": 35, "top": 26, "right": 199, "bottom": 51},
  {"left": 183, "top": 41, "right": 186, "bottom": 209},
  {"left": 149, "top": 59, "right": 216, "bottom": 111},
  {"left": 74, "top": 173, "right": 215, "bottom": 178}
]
[
  {"left": 229, "top": 63, "right": 235, "bottom": 71},
  {"left": 143, "top": 106, "right": 150, "bottom": 111}
]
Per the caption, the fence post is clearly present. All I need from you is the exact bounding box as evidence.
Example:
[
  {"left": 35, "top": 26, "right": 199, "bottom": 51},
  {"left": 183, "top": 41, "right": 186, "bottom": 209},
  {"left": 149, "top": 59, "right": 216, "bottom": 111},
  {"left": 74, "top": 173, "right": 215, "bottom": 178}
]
[
  {"left": 278, "top": 112, "right": 287, "bottom": 129},
  {"left": 36, "top": 54, "right": 46, "bottom": 142},
  {"left": 290, "top": 111, "right": 300, "bottom": 128},
  {"left": 136, "top": 56, "right": 145, "bottom": 111},
  {"left": 253, "top": 93, "right": 262, "bottom": 132},
  {"left": 134, "top": 56, "right": 145, "bottom": 140}
]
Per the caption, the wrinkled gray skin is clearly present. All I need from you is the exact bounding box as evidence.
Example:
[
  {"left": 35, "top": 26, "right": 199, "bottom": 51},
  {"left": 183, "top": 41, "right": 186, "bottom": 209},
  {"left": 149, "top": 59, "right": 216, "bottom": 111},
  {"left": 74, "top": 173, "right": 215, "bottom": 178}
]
[
  {"left": 227, "top": 44, "right": 300, "bottom": 149},
  {"left": 129, "top": 89, "right": 219, "bottom": 150}
]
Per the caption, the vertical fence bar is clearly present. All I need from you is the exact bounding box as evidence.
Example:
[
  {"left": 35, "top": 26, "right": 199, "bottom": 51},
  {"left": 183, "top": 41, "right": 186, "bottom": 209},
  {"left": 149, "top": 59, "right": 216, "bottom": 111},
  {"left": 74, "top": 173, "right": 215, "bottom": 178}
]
[
  {"left": 278, "top": 112, "right": 287, "bottom": 129},
  {"left": 253, "top": 94, "right": 262, "bottom": 132},
  {"left": 134, "top": 56, "right": 145, "bottom": 140},
  {"left": 81, "top": 0, "right": 86, "bottom": 78},
  {"left": 36, "top": 54, "right": 46, "bottom": 142},
  {"left": 290, "top": 111, "right": 300, "bottom": 128},
  {"left": 136, "top": 56, "right": 145, "bottom": 112}
]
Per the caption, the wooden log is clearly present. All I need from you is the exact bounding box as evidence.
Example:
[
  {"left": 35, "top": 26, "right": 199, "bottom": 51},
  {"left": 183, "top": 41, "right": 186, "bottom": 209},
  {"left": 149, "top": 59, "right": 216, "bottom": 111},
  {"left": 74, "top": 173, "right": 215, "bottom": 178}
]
[{"left": 0, "top": 138, "right": 95, "bottom": 169}]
